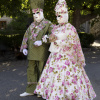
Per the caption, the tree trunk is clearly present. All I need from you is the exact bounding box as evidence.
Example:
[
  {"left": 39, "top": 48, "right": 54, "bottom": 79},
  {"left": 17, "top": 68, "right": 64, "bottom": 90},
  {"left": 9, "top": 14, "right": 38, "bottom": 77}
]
[
  {"left": 72, "top": 9, "right": 97, "bottom": 30},
  {"left": 72, "top": 9, "right": 81, "bottom": 29}
]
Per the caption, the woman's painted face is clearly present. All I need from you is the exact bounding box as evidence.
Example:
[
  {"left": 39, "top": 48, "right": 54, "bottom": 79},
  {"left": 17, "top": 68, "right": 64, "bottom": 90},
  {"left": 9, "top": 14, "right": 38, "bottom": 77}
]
[
  {"left": 32, "top": 9, "right": 44, "bottom": 22},
  {"left": 56, "top": 13, "right": 68, "bottom": 24}
]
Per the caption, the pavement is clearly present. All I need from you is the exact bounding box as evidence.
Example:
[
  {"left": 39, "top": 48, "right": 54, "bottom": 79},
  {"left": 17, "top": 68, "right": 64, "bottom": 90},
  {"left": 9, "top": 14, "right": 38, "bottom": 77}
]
[{"left": 0, "top": 46, "right": 100, "bottom": 100}]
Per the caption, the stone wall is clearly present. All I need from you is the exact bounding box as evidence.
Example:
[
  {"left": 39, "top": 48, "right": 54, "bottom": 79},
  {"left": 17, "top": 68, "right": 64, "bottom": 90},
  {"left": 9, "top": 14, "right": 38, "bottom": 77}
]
[{"left": 90, "top": 16, "right": 100, "bottom": 37}]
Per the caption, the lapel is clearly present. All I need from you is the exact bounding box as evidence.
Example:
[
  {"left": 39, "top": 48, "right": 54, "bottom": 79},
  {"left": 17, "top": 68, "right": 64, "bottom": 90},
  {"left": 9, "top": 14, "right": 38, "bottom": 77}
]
[{"left": 29, "top": 18, "right": 49, "bottom": 41}]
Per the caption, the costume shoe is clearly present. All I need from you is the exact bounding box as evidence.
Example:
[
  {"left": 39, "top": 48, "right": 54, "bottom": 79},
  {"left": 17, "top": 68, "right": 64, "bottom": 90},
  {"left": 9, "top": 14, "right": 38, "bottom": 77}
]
[{"left": 20, "top": 92, "right": 34, "bottom": 97}]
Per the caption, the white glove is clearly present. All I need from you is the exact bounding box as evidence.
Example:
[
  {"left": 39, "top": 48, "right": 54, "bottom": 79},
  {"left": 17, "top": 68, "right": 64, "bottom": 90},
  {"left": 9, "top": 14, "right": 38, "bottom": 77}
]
[
  {"left": 23, "top": 49, "right": 28, "bottom": 55},
  {"left": 34, "top": 40, "right": 42, "bottom": 46},
  {"left": 42, "top": 35, "right": 49, "bottom": 43}
]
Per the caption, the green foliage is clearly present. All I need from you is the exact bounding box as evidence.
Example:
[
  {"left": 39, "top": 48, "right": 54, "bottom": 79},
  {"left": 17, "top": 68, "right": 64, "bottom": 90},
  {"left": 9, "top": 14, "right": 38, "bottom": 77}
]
[
  {"left": 68, "top": 0, "right": 100, "bottom": 12},
  {"left": 0, "top": 30, "right": 25, "bottom": 50},
  {"left": 0, "top": 0, "right": 100, "bottom": 25},
  {"left": 43, "top": 0, "right": 100, "bottom": 24},
  {"left": 0, "top": 0, "right": 22, "bottom": 17},
  {"left": 44, "top": 0, "right": 57, "bottom": 24},
  {"left": 78, "top": 32, "right": 95, "bottom": 48},
  {"left": 0, "top": 0, "right": 100, "bottom": 17},
  {"left": 0, "top": 0, "right": 30, "bottom": 17},
  {"left": 7, "top": 12, "right": 31, "bottom": 30}
]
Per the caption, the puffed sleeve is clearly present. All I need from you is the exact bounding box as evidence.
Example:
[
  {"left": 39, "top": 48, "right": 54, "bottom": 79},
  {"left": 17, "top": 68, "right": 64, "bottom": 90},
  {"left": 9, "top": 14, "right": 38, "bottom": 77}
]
[
  {"left": 54, "top": 30, "right": 76, "bottom": 46},
  {"left": 20, "top": 27, "right": 29, "bottom": 52},
  {"left": 55, "top": 24, "right": 86, "bottom": 67}
]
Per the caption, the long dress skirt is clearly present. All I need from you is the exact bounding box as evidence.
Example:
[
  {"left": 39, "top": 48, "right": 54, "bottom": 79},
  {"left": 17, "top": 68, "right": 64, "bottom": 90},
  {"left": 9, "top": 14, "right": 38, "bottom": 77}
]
[{"left": 34, "top": 52, "right": 96, "bottom": 100}]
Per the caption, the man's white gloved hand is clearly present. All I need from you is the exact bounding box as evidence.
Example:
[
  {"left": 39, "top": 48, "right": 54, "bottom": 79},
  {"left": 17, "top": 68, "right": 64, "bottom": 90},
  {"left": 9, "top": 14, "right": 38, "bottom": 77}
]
[
  {"left": 34, "top": 40, "right": 42, "bottom": 46},
  {"left": 42, "top": 35, "right": 49, "bottom": 43},
  {"left": 23, "top": 49, "right": 28, "bottom": 55}
]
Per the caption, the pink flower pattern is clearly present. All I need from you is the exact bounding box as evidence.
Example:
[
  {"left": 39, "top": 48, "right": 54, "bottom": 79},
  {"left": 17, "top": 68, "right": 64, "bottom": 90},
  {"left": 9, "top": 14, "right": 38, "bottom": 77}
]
[
  {"left": 34, "top": 23, "right": 96, "bottom": 100},
  {"left": 20, "top": 19, "right": 51, "bottom": 52},
  {"left": 49, "top": 67, "right": 54, "bottom": 73},
  {"left": 66, "top": 71, "right": 70, "bottom": 76},
  {"left": 65, "top": 60, "right": 70, "bottom": 66}
]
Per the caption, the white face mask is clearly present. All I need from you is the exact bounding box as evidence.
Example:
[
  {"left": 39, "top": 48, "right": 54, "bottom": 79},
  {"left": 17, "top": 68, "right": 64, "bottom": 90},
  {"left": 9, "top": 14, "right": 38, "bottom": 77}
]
[
  {"left": 57, "top": 13, "right": 68, "bottom": 24},
  {"left": 33, "top": 10, "right": 44, "bottom": 22}
]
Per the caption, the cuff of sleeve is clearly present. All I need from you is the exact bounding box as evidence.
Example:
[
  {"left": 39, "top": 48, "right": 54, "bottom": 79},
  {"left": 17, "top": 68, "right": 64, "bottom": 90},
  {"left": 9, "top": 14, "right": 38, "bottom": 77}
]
[{"left": 55, "top": 40, "right": 62, "bottom": 45}]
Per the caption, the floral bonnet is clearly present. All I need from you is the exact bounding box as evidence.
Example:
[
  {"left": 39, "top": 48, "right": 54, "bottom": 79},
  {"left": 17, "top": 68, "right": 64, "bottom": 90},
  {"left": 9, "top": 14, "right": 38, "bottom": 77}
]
[{"left": 55, "top": 0, "right": 68, "bottom": 15}]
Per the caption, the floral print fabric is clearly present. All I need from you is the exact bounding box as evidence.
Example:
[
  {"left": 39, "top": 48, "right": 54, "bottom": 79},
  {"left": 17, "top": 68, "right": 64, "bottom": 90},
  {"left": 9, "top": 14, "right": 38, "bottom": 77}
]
[
  {"left": 34, "top": 23, "right": 96, "bottom": 100},
  {"left": 20, "top": 18, "right": 51, "bottom": 52},
  {"left": 49, "top": 23, "right": 85, "bottom": 68}
]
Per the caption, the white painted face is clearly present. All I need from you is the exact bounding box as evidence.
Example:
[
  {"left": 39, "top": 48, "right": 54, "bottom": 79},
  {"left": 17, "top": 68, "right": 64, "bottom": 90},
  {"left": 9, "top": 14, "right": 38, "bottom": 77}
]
[
  {"left": 57, "top": 13, "right": 68, "bottom": 24},
  {"left": 32, "top": 9, "right": 44, "bottom": 22}
]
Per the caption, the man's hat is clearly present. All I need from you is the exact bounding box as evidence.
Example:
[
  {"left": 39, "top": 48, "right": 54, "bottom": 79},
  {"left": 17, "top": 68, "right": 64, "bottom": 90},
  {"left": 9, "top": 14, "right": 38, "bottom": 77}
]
[{"left": 30, "top": 0, "right": 44, "bottom": 10}]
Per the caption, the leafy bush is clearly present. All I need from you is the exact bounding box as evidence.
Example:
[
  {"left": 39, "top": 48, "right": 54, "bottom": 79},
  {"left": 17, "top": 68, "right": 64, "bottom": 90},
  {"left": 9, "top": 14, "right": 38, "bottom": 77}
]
[
  {"left": 78, "top": 32, "right": 95, "bottom": 48},
  {"left": 7, "top": 12, "right": 32, "bottom": 30},
  {"left": 0, "top": 30, "right": 25, "bottom": 50},
  {"left": 0, "top": 30, "right": 25, "bottom": 35}
]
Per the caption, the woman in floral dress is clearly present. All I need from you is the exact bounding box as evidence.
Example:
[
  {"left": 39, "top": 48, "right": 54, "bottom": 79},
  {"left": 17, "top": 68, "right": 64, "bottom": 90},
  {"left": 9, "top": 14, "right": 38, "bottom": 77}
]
[{"left": 34, "top": 0, "right": 96, "bottom": 100}]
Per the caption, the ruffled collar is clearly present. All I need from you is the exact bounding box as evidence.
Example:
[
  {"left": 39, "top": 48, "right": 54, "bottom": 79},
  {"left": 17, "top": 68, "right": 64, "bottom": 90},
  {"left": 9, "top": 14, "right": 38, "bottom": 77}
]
[
  {"left": 58, "top": 22, "right": 68, "bottom": 27},
  {"left": 51, "top": 23, "right": 70, "bottom": 34},
  {"left": 30, "top": 18, "right": 49, "bottom": 40},
  {"left": 34, "top": 18, "right": 45, "bottom": 26}
]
